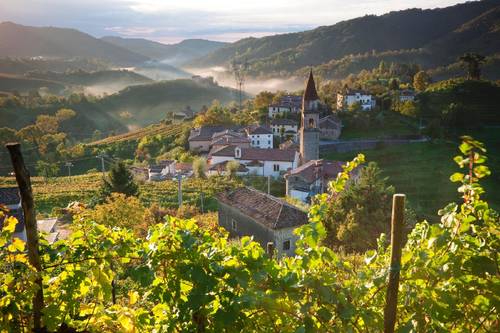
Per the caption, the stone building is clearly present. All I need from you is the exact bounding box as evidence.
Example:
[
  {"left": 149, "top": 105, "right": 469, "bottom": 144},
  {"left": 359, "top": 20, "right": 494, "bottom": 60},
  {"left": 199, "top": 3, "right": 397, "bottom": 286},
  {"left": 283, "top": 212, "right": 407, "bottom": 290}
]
[
  {"left": 319, "top": 115, "right": 342, "bottom": 140},
  {"left": 299, "top": 70, "right": 320, "bottom": 163},
  {"left": 216, "top": 187, "right": 308, "bottom": 256}
]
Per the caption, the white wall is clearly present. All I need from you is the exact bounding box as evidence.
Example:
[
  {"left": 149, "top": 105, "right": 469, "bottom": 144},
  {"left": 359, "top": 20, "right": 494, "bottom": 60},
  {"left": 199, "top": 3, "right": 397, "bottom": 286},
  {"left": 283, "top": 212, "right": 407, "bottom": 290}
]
[
  {"left": 250, "top": 134, "right": 273, "bottom": 149},
  {"left": 290, "top": 189, "right": 309, "bottom": 202}
]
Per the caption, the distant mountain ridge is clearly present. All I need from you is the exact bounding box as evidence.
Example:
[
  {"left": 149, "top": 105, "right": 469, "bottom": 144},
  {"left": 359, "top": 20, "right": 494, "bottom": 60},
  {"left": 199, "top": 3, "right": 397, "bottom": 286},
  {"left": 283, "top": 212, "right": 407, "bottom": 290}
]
[
  {"left": 188, "top": 0, "right": 500, "bottom": 76},
  {"left": 101, "top": 36, "right": 227, "bottom": 66},
  {"left": 0, "top": 22, "right": 149, "bottom": 66}
]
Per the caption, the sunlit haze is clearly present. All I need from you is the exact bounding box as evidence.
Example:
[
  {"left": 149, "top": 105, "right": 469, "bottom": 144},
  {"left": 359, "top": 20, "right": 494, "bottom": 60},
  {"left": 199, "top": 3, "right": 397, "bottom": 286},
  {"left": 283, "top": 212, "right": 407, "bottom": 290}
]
[{"left": 0, "top": 0, "right": 466, "bottom": 43}]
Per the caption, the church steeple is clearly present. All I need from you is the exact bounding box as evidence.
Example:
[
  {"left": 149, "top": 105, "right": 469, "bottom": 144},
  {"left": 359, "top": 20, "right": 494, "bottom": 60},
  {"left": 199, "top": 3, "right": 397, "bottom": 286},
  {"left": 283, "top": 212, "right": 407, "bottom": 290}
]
[
  {"left": 303, "top": 69, "right": 319, "bottom": 102},
  {"left": 300, "top": 70, "right": 320, "bottom": 164}
]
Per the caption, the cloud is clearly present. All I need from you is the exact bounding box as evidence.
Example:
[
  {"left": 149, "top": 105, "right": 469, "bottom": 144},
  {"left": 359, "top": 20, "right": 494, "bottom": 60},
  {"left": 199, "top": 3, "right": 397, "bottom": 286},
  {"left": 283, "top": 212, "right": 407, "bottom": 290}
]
[{"left": 0, "top": 0, "right": 465, "bottom": 43}]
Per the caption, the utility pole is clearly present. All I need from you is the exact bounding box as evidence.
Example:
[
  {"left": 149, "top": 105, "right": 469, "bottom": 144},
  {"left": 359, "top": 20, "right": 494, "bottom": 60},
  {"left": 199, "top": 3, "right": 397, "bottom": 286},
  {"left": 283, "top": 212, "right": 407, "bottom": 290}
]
[
  {"left": 230, "top": 59, "right": 249, "bottom": 111},
  {"left": 200, "top": 182, "right": 204, "bottom": 213},
  {"left": 267, "top": 175, "right": 271, "bottom": 195},
  {"left": 97, "top": 154, "right": 106, "bottom": 178},
  {"left": 177, "top": 175, "right": 183, "bottom": 208},
  {"left": 65, "top": 162, "right": 73, "bottom": 178}
]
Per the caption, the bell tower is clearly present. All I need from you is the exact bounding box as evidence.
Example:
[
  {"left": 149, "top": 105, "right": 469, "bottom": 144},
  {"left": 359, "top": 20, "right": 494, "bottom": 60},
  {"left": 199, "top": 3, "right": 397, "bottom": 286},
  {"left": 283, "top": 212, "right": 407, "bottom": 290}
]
[{"left": 299, "top": 70, "right": 320, "bottom": 164}]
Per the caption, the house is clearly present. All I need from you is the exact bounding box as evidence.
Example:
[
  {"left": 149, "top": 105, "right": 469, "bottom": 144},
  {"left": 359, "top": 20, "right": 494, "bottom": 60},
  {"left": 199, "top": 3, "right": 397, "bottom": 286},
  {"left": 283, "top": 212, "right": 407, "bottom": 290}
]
[
  {"left": 319, "top": 115, "right": 342, "bottom": 140},
  {"left": 207, "top": 160, "right": 249, "bottom": 177},
  {"left": 280, "top": 95, "right": 303, "bottom": 113},
  {"left": 337, "top": 89, "right": 376, "bottom": 111},
  {"left": 268, "top": 104, "right": 292, "bottom": 118},
  {"left": 398, "top": 89, "right": 416, "bottom": 102},
  {"left": 172, "top": 106, "right": 194, "bottom": 123},
  {"left": 267, "top": 95, "right": 302, "bottom": 118},
  {"left": 0, "top": 187, "right": 24, "bottom": 238},
  {"left": 148, "top": 160, "right": 176, "bottom": 181},
  {"left": 188, "top": 126, "right": 245, "bottom": 152},
  {"left": 209, "top": 146, "right": 299, "bottom": 178},
  {"left": 188, "top": 126, "right": 231, "bottom": 152},
  {"left": 284, "top": 160, "right": 345, "bottom": 202},
  {"left": 211, "top": 130, "right": 251, "bottom": 150},
  {"left": 279, "top": 139, "right": 299, "bottom": 152},
  {"left": 270, "top": 118, "right": 298, "bottom": 140},
  {"left": 0, "top": 187, "right": 60, "bottom": 243},
  {"left": 246, "top": 126, "right": 273, "bottom": 149},
  {"left": 175, "top": 162, "right": 193, "bottom": 177},
  {"left": 216, "top": 187, "right": 309, "bottom": 256}
]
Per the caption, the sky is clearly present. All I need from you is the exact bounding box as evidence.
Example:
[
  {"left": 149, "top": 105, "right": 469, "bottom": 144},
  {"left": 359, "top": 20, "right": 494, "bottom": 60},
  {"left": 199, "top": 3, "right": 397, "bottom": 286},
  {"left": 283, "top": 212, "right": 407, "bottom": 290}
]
[{"left": 0, "top": 0, "right": 466, "bottom": 44}]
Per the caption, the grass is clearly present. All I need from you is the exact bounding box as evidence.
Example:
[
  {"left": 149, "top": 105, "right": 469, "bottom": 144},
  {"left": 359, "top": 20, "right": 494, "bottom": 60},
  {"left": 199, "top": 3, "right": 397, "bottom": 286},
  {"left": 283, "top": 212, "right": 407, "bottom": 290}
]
[
  {"left": 322, "top": 137, "right": 500, "bottom": 221},
  {"left": 339, "top": 111, "right": 419, "bottom": 140}
]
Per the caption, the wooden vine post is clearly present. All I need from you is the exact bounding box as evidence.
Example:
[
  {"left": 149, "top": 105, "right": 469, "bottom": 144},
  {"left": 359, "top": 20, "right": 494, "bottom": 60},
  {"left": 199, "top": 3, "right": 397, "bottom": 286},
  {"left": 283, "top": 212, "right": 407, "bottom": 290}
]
[
  {"left": 6, "top": 143, "right": 44, "bottom": 331},
  {"left": 383, "top": 194, "right": 406, "bottom": 333}
]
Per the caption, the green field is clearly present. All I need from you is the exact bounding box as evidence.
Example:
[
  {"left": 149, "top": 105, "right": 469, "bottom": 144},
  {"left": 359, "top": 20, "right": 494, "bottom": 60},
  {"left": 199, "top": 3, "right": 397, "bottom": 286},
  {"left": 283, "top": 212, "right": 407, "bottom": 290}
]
[{"left": 322, "top": 137, "right": 500, "bottom": 221}]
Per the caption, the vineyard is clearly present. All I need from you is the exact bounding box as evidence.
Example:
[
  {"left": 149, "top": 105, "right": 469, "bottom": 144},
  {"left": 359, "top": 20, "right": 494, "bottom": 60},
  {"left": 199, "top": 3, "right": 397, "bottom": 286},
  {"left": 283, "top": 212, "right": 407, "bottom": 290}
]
[
  {"left": 88, "top": 122, "right": 187, "bottom": 146},
  {"left": 0, "top": 137, "right": 497, "bottom": 332},
  {"left": 0, "top": 173, "right": 242, "bottom": 215}
]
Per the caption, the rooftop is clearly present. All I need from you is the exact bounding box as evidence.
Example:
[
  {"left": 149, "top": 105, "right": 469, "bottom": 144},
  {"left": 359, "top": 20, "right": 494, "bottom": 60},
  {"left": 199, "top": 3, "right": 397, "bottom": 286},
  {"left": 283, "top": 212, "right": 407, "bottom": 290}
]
[
  {"left": 303, "top": 70, "right": 319, "bottom": 101},
  {"left": 211, "top": 146, "right": 297, "bottom": 162},
  {"left": 285, "top": 159, "right": 345, "bottom": 183},
  {"left": 271, "top": 118, "right": 298, "bottom": 126},
  {"left": 217, "top": 187, "right": 308, "bottom": 230},
  {"left": 246, "top": 125, "right": 272, "bottom": 135},
  {"left": 0, "top": 187, "right": 20, "bottom": 206}
]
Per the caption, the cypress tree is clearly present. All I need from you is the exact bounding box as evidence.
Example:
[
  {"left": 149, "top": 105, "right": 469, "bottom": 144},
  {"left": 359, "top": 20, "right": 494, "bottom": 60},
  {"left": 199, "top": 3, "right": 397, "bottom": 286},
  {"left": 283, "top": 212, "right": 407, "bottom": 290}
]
[{"left": 100, "top": 161, "right": 139, "bottom": 198}]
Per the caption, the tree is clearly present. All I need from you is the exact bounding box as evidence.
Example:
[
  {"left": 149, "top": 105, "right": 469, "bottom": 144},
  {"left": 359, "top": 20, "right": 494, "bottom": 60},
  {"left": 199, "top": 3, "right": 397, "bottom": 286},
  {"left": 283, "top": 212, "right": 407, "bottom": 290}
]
[
  {"left": 322, "top": 162, "right": 396, "bottom": 252},
  {"left": 35, "top": 160, "right": 59, "bottom": 181},
  {"left": 413, "top": 71, "right": 430, "bottom": 92},
  {"left": 35, "top": 115, "right": 59, "bottom": 134},
  {"left": 55, "top": 108, "right": 76, "bottom": 121},
  {"left": 388, "top": 78, "right": 399, "bottom": 91},
  {"left": 193, "top": 101, "right": 233, "bottom": 127},
  {"left": 459, "top": 53, "right": 485, "bottom": 80},
  {"left": 378, "top": 60, "right": 387, "bottom": 74},
  {"left": 192, "top": 157, "right": 207, "bottom": 179},
  {"left": 226, "top": 160, "right": 240, "bottom": 179},
  {"left": 253, "top": 91, "right": 274, "bottom": 110},
  {"left": 100, "top": 161, "right": 138, "bottom": 199}
]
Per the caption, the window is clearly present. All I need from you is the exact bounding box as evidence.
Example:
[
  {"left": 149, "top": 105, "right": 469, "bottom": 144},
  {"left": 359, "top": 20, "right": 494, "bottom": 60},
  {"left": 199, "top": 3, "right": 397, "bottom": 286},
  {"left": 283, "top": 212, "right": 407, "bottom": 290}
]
[
  {"left": 231, "top": 219, "right": 237, "bottom": 231},
  {"left": 268, "top": 141, "right": 271, "bottom": 145},
  {"left": 257, "top": 140, "right": 260, "bottom": 145},
  {"left": 308, "top": 118, "right": 315, "bottom": 128},
  {"left": 273, "top": 164, "right": 280, "bottom": 172},
  {"left": 283, "top": 240, "right": 291, "bottom": 251}
]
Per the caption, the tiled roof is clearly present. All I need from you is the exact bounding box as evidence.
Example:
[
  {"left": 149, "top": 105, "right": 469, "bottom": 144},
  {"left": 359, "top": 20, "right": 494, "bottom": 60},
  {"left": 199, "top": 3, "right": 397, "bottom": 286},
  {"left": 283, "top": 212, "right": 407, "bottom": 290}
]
[
  {"left": 212, "top": 135, "right": 250, "bottom": 147},
  {"left": 175, "top": 163, "right": 193, "bottom": 172},
  {"left": 319, "top": 115, "right": 342, "bottom": 129},
  {"left": 208, "top": 161, "right": 248, "bottom": 172},
  {"left": 0, "top": 187, "right": 20, "bottom": 206},
  {"left": 189, "top": 126, "right": 243, "bottom": 141},
  {"left": 247, "top": 125, "right": 272, "bottom": 135},
  {"left": 285, "top": 160, "right": 344, "bottom": 183},
  {"left": 271, "top": 118, "right": 298, "bottom": 126},
  {"left": 217, "top": 187, "right": 308, "bottom": 230},
  {"left": 303, "top": 70, "right": 319, "bottom": 101},
  {"left": 211, "top": 146, "right": 297, "bottom": 162}
]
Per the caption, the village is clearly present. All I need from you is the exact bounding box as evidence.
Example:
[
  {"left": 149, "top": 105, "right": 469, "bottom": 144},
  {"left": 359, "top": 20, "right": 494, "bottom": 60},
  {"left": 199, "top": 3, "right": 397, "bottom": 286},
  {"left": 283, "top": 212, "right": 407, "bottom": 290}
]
[{"left": 0, "top": 70, "right": 402, "bottom": 257}]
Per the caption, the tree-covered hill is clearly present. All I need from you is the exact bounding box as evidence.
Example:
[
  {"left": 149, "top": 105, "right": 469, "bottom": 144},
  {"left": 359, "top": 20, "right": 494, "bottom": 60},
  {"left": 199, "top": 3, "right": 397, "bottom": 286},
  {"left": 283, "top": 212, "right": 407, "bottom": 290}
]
[
  {"left": 102, "top": 36, "right": 227, "bottom": 66},
  {"left": 0, "top": 22, "right": 149, "bottom": 66},
  {"left": 97, "top": 79, "right": 241, "bottom": 125},
  {"left": 189, "top": 0, "right": 500, "bottom": 77}
]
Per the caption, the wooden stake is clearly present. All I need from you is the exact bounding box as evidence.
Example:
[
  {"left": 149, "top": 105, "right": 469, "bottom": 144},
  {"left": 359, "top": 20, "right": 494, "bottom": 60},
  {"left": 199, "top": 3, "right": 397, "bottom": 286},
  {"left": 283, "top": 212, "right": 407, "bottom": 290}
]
[
  {"left": 384, "top": 194, "right": 405, "bottom": 333},
  {"left": 6, "top": 143, "right": 44, "bottom": 331},
  {"left": 266, "top": 242, "right": 274, "bottom": 259}
]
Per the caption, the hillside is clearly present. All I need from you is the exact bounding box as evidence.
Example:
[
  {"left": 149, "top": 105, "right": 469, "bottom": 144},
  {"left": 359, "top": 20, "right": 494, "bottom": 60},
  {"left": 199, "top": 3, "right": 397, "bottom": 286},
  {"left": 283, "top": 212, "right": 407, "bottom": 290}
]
[
  {"left": 102, "top": 36, "right": 227, "bottom": 66},
  {"left": 189, "top": 0, "right": 500, "bottom": 77},
  {"left": 0, "top": 22, "right": 149, "bottom": 65},
  {"left": 25, "top": 69, "right": 153, "bottom": 95},
  {"left": 0, "top": 73, "right": 66, "bottom": 94},
  {"left": 97, "top": 79, "right": 241, "bottom": 125}
]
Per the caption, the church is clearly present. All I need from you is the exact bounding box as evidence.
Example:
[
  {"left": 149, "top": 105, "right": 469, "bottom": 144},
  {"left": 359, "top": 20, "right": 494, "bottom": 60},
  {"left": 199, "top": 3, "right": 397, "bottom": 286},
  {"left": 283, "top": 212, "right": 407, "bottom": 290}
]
[{"left": 285, "top": 71, "right": 348, "bottom": 202}]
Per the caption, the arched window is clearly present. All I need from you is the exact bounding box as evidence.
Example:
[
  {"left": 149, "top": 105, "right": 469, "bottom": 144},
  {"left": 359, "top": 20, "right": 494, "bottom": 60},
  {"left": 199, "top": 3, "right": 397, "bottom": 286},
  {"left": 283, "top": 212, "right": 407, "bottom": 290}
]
[{"left": 308, "top": 118, "right": 315, "bottom": 128}]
